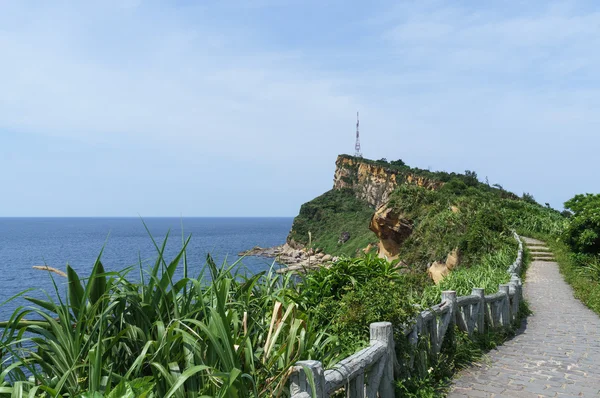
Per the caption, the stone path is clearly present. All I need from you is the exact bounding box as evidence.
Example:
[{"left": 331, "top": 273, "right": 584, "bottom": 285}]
[{"left": 448, "top": 237, "right": 600, "bottom": 397}]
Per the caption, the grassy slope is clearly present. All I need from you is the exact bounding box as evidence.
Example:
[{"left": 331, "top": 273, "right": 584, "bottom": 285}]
[
  {"left": 287, "top": 188, "right": 376, "bottom": 256},
  {"left": 388, "top": 184, "right": 513, "bottom": 269},
  {"left": 288, "top": 156, "right": 565, "bottom": 268}
]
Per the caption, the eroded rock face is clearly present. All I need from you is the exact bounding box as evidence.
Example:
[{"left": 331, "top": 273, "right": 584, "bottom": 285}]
[
  {"left": 445, "top": 248, "right": 460, "bottom": 270},
  {"left": 369, "top": 205, "right": 413, "bottom": 261},
  {"left": 428, "top": 261, "right": 449, "bottom": 284},
  {"left": 333, "top": 156, "right": 443, "bottom": 208},
  {"left": 427, "top": 248, "right": 461, "bottom": 284}
]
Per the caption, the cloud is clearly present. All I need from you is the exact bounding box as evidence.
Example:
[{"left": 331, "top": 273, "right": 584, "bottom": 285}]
[
  {"left": 0, "top": 0, "right": 598, "bottom": 215},
  {"left": 0, "top": 1, "right": 362, "bottom": 162}
]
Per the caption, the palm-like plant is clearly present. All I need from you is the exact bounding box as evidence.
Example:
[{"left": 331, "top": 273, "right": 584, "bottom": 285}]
[{"left": 0, "top": 230, "right": 341, "bottom": 397}]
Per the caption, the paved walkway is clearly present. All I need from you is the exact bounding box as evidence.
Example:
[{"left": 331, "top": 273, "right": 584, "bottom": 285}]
[{"left": 448, "top": 237, "right": 600, "bottom": 397}]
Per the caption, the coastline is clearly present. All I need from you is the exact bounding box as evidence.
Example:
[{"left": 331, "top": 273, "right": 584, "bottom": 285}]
[{"left": 239, "top": 243, "right": 337, "bottom": 273}]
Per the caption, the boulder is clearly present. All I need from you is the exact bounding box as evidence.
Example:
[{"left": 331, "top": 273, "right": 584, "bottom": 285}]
[
  {"left": 362, "top": 243, "right": 377, "bottom": 254},
  {"left": 338, "top": 231, "right": 351, "bottom": 244},
  {"left": 427, "top": 248, "right": 460, "bottom": 284},
  {"left": 446, "top": 248, "right": 460, "bottom": 270},
  {"left": 428, "top": 261, "right": 450, "bottom": 284},
  {"left": 369, "top": 205, "right": 412, "bottom": 261}
]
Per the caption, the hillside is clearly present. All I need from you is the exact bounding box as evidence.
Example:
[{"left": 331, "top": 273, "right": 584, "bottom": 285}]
[{"left": 286, "top": 154, "right": 564, "bottom": 274}]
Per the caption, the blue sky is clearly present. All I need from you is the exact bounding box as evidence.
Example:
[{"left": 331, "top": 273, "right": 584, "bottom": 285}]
[{"left": 0, "top": 0, "right": 598, "bottom": 216}]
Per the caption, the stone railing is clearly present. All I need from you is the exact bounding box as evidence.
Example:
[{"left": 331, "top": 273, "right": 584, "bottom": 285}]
[{"left": 290, "top": 233, "right": 524, "bottom": 398}]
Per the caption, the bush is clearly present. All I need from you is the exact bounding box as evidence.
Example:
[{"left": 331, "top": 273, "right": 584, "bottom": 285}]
[
  {"left": 331, "top": 277, "right": 419, "bottom": 346},
  {"left": 295, "top": 255, "right": 414, "bottom": 309},
  {"left": 563, "top": 193, "right": 600, "bottom": 255}
]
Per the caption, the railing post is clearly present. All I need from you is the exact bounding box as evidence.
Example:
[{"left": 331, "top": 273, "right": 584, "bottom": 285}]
[
  {"left": 511, "top": 275, "right": 522, "bottom": 322},
  {"left": 499, "top": 284, "right": 510, "bottom": 328},
  {"left": 440, "top": 291, "right": 457, "bottom": 350},
  {"left": 290, "top": 360, "right": 325, "bottom": 398},
  {"left": 511, "top": 275, "right": 522, "bottom": 298},
  {"left": 369, "top": 322, "right": 394, "bottom": 398},
  {"left": 441, "top": 291, "right": 457, "bottom": 327},
  {"left": 349, "top": 372, "right": 365, "bottom": 398},
  {"left": 472, "top": 288, "right": 485, "bottom": 333}
]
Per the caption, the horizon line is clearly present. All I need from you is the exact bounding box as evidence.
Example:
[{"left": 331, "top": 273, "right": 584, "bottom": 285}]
[{"left": 0, "top": 216, "right": 296, "bottom": 219}]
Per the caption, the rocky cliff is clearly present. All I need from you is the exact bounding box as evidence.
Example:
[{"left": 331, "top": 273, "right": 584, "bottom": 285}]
[
  {"left": 333, "top": 155, "right": 442, "bottom": 209},
  {"left": 249, "top": 154, "right": 521, "bottom": 283},
  {"left": 283, "top": 155, "right": 444, "bottom": 260}
]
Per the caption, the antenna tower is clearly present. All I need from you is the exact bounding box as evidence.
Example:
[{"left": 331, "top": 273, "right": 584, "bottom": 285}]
[{"left": 354, "top": 111, "right": 362, "bottom": 157}]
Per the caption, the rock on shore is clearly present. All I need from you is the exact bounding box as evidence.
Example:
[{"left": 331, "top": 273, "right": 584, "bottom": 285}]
[{"left": 238, "top": 243, "right": 336, "bottom": 273}]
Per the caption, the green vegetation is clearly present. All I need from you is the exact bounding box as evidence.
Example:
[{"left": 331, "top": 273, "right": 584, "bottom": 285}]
[
  {"left": 288, "top": 155, "right": 562, "bottom": 260},
  {"left": 420, "top": 247, "right": 518, "bottom": 307},
  {"left": 0, "top": 234, "right": 344, "bottom": 397},
  {"left": 287, "top": 188, "right": 376, "bottom": 256},
  {"left": 388, "top": 183, "right": 514, "bottom": 269},
  {"left": 562, "top": 193, "right": 600, "bottom": 255},
  {"left": 0, "top": 230, "right": 529, "bottom": 397},
  {"left": 293, "top": 256, "right": 429, "bottom": 352}
]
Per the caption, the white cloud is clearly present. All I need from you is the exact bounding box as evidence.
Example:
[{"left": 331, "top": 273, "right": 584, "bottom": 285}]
[
  {"left": 0, "top": 1, "right": 363, "bottom": 162},
  {"left": 0, "top": 0, "right": 599, "bottom": 215}
]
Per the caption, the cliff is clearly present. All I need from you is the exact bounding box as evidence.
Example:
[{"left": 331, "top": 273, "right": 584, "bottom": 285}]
[
  {"left": 333, "top": 155, "right": 443, "bottom": 209},
  {"left": 270, "top": 154, "right": 534, "bottom": 279},
  {"left": 286, "top": 155, "right": 444, "bottom": 258}
]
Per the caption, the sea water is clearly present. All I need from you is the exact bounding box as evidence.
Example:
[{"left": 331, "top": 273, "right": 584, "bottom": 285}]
[{"left": 0, "top": 217, "right": 293, "bottom": 320}]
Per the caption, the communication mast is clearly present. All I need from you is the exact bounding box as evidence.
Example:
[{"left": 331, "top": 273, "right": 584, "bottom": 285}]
[{"left": 354, "top": 111, "right": 362, "bottom": 157}]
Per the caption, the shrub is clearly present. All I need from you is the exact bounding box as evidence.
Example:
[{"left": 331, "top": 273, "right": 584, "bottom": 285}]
[
  {"left": 563, "top": 193, "right": 600, "bottom": 255},
  {"left": 327, "top": 277, "right": 420, "bottom": 350},
  {"left": 294, "top": 255, "right": 409, "bottom": 309}
]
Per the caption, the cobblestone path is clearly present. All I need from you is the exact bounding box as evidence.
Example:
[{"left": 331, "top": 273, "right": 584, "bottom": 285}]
[{"left": 447, "top": 237, "right": 600, "bottom": 397}]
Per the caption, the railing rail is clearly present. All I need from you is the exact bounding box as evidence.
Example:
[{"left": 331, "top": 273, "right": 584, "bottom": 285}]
[
  {"left": 290, "top": 232, "right": 524, "bottom": 397},
  {"left": 290, "top": 323, "right": 394, "bottom": 398}
]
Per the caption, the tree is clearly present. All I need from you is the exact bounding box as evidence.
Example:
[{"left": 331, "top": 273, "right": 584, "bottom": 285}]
[
  {"left": 563, "top": 193, "right": 600, "bottom": 255},
  {"left": 561, "top": 210, "right": 573, "bottom": 218},
  {"left": 463, "top": 170, "right": 479, "bottom": 187},
  {"left": 390, "top": 159, "right": 406, "bottom": 167},
  {"left": 522, "top": 192, "right": 537, "bottom": 205}
]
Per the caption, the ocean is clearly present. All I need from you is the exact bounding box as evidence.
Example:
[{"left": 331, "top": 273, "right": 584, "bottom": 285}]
[{"left": 0, "top": 217, "right": 293, "bottom": 321}]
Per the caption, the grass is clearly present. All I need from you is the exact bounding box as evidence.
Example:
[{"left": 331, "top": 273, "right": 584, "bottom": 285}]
[
  {"left": 420, "top": 245, "right": 517, "bottom": 307},
  {"left": 287, "top": 188, "right": 377, "bottom": 256}
]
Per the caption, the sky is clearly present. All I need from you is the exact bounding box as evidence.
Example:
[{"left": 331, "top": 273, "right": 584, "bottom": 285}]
[{"left": 0, "top": 0, "right": 598, "bottom": 216}]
